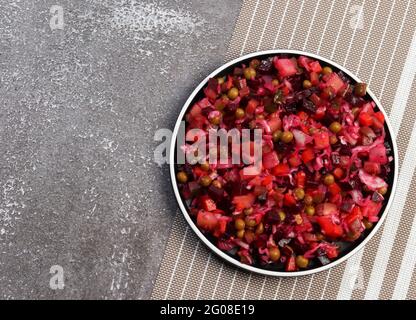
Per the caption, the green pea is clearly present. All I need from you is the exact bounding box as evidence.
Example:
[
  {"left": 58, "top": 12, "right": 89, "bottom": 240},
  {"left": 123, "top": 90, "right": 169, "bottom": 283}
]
[
  {"left": 296, "top": 255, "right": 309, "bottom": 268},
  {"left": 269, "top": 247, "right": 281, "bottom": 262},
  {"left": 354, "top": 83, "right": 367, "bottom": 97},
  {"left": 305, "top": 205, "right": 315, "bottom": 216},
  {"left": 324, "top": 174, "right": 335, "bottom": 185},
  {"left": 235, "top": 218, "right": 245, "bottom": 230},
  {"left": 272, "top": 130, "right": 282, "bottom": 142},
  {"left": 235, "top": 108, "right": 245, "bottom": 119},
  {"left": 294, "top": 188, "right": 305, "bottom": 200},
  {"left": 329, "top": 121, "right": 342, "bottom": 134},
  {"left": 243, "top": 67, "right": 256, "bottom": 80},
  {"left": 322, "top": 66, "right": 333, "bottom": 75},
  {"left": 303, "top": 79, "right": 312, "bottom": 89},
  {"left": 176, "top": 171, "right": 188, "bottom": 183},
  {"left": 199, "top": 175, "right": 212, "bottom": 187},
  {"left": 281, "top": 131, "right": 294, "bottom": 143},
  {"left": 227, "top": 87, "right": 239, "bottom": 100}
]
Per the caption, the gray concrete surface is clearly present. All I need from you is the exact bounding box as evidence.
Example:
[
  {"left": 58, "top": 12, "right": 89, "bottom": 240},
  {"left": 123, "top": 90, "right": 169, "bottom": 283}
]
[{"left": 0, "top": 0, "right": 241, "bottom": 299}]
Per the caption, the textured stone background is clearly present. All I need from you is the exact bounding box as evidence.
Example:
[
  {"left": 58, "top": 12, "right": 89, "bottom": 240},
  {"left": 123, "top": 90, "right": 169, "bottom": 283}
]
[{"left": 0, "top": 0, "right": 241, "bottom": 299}]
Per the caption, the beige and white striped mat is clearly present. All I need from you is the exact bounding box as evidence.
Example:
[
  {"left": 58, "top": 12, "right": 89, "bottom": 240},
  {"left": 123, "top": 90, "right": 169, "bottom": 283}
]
[{"left": 152, "top": 0, "right": 416, "bottom": 300}]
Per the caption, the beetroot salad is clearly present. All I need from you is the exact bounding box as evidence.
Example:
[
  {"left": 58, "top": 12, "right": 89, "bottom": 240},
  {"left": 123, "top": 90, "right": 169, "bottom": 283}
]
[{"left": 175, "top": 54, "right": 393, "bottom": 272}]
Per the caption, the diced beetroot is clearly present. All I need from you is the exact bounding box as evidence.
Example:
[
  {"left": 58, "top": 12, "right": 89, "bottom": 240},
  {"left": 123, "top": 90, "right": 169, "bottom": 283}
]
[
  {"left": 239, "top": 86, "right": 250, "bottom": 97},
  {"left": 297, "top": 111, "right": 309, "bottom": 121},
  {"left": 298, "top": 56, "right": 312, "bottom": 70},
  {"left": 256, "top": 119, "right": 272, "bottom": 134},
  {"left": 188, "top": 181, "right": 200, "bottom": 194},
  {"left": 263, "top": 151, "right": 279, "bottom": 169},
  {"left": 217, "top": 239, "right": 236, "bottom": 251},
  {"left": 283, "top": 114, "right": 301, "bottom": 131},
  {"left": 283, "top": 79, "right": 293, "bottom": 92},
  {"left": 298, "top": 56, "right": 322, "bottom": 73},
  {"left": 345, "top": 206, "right": 362, "bottom": 233},
  {"left": 289, "top": 154, "right": 302, "bottom": 167},
  {"left": 361, "top": 102, "right": 375, "bottom": 114},
  {"left": 282, "top": 86, "right": 290, "bottom": 96},
  {"left": 320, "top": 86, "right": 335, "bottom": 100},
  {"left": 310, "top": 72, "right": 320, "bottom": 86},
  {"left": 188, "top": 114, "right": 206, "bottom": 129},
  {"left": 309, "top": 61, "right": 322, "bottom": 73},
  {"left": 187, "top": 103, "right": 206, "bottom": 128},
  {"left": 223, "top": 168, "right": 240, "bottom": 183},
  {"left": 373, "top": 111, "right": 385, "bottom": 125},
  {"left": 224, "top": 75, "right": 234, "bottom": 90},
  {"left": 301, "top": 147, "right": 315, "bottom": 163},
  {"left": 261, "top": 175, "right": 274, "bottom": 186},
  {"left": 328, "top": 183, "right": 341, "bottom": 196},
  {"left": 322, "top": 243, "right": 339, "bottom": 259},
  {"left": 197, "top": 210, "right": 218, "bottom": 231},
  {"left": 372, "top": 117, "right": 384, "bottom": 129},
  {"left": 239, "top": 165, "right": 260, "bottom": 180},
  {"left": 364, "top": 161, "right": 381, "bottom": 175},
  {"left": 253, "top": 185, "right": 267, "bottom": 196},
  {"left": 204, "top": 87, "right": 218, "bottom": 101},
  {"left": 333, "top": 168, "right": 344, "bottom": 179},
  {"left": 274, "top": 58, "right": 298, "bottom": 77},
  {"left": 361, "top": 200, "right": 382, "bottom": 220},
  {"left": 246, "top": 99, "right": 259, "bottom": 114},
  {"left": 284, "top": 193, "right": 297, "bottom": 206},
  {"left": 285, "top": 255, "right": 297, "bottom": 272},
  {"left": 314, "top": 106, "right": 326, "bottom": 120},
  {"left": 360, "top": 126, "right": 377, "bottom": 138},
  {"left": 329, "top": 193, "right": 342, "bottom": 206},
  {"left": 316, "top": 216, "right": 343, "bottom": 238},
  {"left": 264, "top": 81, "right": 277, "bottom": 94},
  {"left": 238, "top": 249, "right": 253, "bottom": 265},
  {"left": 272, "top": 163, "right": 290, "bottom": 176},
  {"left": 189, "top": 103, "right": 202, "bottom": 117},
  {"left": 232, "top": 193, "right": 256, "bottom": 211},
  {"left": 193, "top": 167, "right": 206, "bottom": 177},
  {"left": 213, "top": 216, "right": 230, "bottom": 237},
  {"left": 268, "top": 115, "right": 282, "bottom": 132},
  {"left": 314, "top": 131, "right": 330, "bottom": 149},
  {"left": 374, "top": 111, "right": 384, "bottom": 122},
  {"left": 208, "top": 184, "right": 224, "bottom": 200},
  {"left": 296, "top": 171, "right": 306, "bottom": 188},
  {"left": 304, "top": 232, "right": 318, "bottom": 242},
  {"left": 369, "top": 144, "right": 388, "bottom": 164},
  {"left": 236, "top": 78, "right": 247, "bottom": 90},
  {"left": 247, "top": 176, "right": 262, "bottom": 188},
  {"left": 340, "top": 155, "right": 350, "bottom": 167},
  {"left": 201, "top": 196, "right": 216, "bottom": 211},
  {"left": 325, "top": 72, "right": 345, "bottom": 94}
]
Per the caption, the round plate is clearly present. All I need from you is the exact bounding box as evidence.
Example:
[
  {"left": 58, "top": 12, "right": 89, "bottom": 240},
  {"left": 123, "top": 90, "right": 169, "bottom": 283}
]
[{"left": 169, "top": 49, "right": 398, "bottom": 277}]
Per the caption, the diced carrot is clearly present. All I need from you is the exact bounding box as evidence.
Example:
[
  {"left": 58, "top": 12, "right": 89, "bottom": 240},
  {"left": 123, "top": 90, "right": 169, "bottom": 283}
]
[
  {"left": 310, "top": 72, "right": 320, "bottom": 85},
  {"left": 301, "top": 147, "right": 315, "bottom": 163},
  {"left": 272, "top": 163, "right": 290, "bottom": 176},
  {"left": 359, "top": 112, "right": 373, "bottom": 126}
]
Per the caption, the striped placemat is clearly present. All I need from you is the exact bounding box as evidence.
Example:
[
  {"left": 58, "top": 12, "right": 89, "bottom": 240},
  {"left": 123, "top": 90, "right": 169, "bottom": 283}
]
[{"left": 152, "top": 0, "right": 416, "bottom": 300}]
